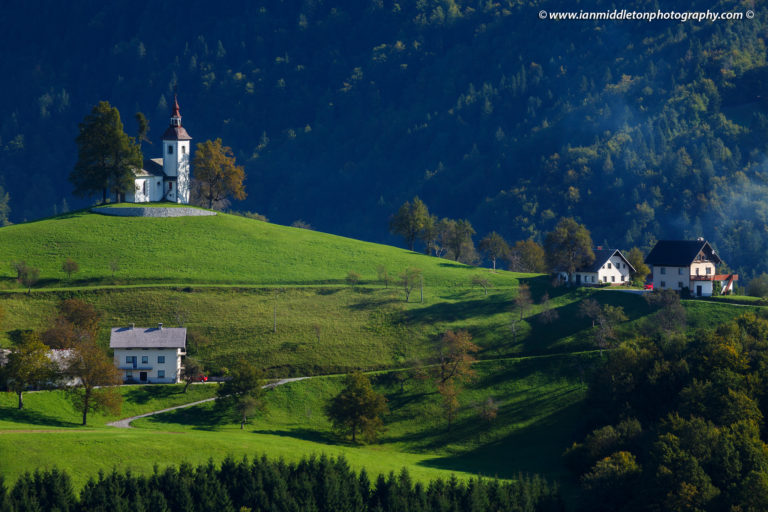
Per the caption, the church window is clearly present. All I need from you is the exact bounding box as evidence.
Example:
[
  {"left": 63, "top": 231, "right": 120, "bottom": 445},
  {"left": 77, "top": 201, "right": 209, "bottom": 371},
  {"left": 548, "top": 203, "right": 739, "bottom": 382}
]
[
  {"left": 182, "top": 146, "right": 186, "bottom": 154},
  {"left": 168, "top": 182, "right": 173, "bottom": 191},
  {"left": 168, "top": 145, "right": 173, "bottom": 155},
  {"left": 142, "top": 181, "right": 147, "bottom": 194}
]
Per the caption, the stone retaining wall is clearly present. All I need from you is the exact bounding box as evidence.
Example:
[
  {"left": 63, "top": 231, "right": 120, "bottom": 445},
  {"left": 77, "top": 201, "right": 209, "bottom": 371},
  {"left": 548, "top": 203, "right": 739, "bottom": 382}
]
[{"left": 91, "top": 207, "right": 217, "bottom": 218}]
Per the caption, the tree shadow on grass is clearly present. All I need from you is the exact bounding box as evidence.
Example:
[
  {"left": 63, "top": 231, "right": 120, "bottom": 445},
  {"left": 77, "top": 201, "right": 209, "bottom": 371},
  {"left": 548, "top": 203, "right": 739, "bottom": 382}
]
[
  {"left": 252, "top": 428, "right": 342, "bottom": 445},
  {"left": 415, "top": 400, "right": 587, "bottom": 482},
  {"left": 140, "top": 402, "right": 227, "bottom": 431},
  {"left": 123, "top": 385, "right": 183, "bottom": 405},
  {"left": 0, "top": 405, "right": 80, "bottom": 428}
]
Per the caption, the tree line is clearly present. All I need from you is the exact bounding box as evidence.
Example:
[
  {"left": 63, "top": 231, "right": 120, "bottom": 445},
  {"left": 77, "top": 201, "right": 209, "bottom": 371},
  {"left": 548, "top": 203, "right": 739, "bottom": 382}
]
[
  {"left": 0, "top": 455, "right": 562, "bottom": 512},
  {"left": 389, "top": 197, "right": 651, "bottom": 284}
]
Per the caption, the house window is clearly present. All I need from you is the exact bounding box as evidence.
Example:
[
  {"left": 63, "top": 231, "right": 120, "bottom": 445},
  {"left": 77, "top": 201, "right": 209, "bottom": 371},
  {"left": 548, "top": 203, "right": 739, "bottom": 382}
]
[
  {"left": 168, "top": 145, "right": 173, "bottom": 155},
  {"left": 678, "top": 282, "right": 683, "bottom": 288},
  {"left": 611, "top": 276, "right": 615, "bottom": 282},
  {"left": 621, "top": 275, "right": 625, "bottom": 282},
  {"left": 696, "top": 268, "right": 700, "bottom": 276},
  {"left": 126, "top": 371, "right": 132, "bottom": 379},
  {"left": 660, "top": 267, "right": 666, "bottom": 275},
  {"left": 678, "top": 268, "right": 683, "bottom": 275},
  {"left": 706, "top": 267, "right": 711, "bottom": 275},
  {"left": 125, "top": 356, "right": 132, "bottom": 363},
  {"left": 592, "top": 276, "right": 596, "bottom": 283},
  {"left": 141, "top": 356, "right": 148, "bottom": 364},
  {"left": 661, "top": 281, "right": 666, "bottom": 288},
  {"left": 158, "top": 370, "right": 165, "bottom": 379},
  {"left": 158, "top": 356, "right": 165, "bottom": 364},
  {"left": 607, "top": 263, "right": 612, "bottom": 269}
]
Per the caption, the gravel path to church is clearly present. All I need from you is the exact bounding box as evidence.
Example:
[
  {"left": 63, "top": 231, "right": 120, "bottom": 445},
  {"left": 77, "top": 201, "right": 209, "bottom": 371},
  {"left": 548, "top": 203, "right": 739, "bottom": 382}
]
[{"left": 107, "top": 377, "right": 309, "bottom": 428}]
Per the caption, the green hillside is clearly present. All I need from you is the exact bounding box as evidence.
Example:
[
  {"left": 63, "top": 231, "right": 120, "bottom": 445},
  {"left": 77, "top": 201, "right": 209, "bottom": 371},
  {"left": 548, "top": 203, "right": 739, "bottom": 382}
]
[{"left": 0, "top": 209, "right": 523, "bottom": 288}]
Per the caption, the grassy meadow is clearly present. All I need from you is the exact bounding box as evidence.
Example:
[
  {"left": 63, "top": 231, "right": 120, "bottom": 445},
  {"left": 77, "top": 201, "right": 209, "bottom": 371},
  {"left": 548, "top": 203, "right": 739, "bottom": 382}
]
[{"left": 0, "top": 354, "right": 595, "bottom": 491}]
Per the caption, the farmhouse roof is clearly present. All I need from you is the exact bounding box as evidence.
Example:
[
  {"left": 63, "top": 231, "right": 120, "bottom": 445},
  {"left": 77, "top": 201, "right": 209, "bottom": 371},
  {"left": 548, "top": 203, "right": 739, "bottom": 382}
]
[
  {"left": 644, "top": 240, "right": 722, "bottom": 266},
  {"left": 577, "top": 249, "right": 636, "bottom": 273},
  {"left": 109, "top": 326, "right": 186, "bottom": 349}
]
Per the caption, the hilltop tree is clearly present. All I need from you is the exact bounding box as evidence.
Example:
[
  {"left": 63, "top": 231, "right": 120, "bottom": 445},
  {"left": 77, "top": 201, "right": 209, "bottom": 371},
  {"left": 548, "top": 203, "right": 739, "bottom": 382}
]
[
  {"left": 70, "top": 101, "right": 142, "bottom": 203},
  {"left": 478, "top": 232, "right": 510, "bottom": 271},
  {"left": 216, "top": 359, "right": 266, "bottom": 429},
  {"left": 325, "top": 371, "right": 387, "bottom": 443},
  {"left": 445, "top": 219, "right": 476, "bottom": 262},
  {"left": 4, "top": 335, "right": 56, "bottom": 409},
  {"left": 389, "top": 197, "right": 429, "bottom": 251},
  {"left": 61, "top": 258, "right": 79, "bottom": 279},
  {"left": 544, "top": 218, "right": 595, "bottom": 278},
  {"left": 66, "top": 341, "right": 122, "bottom": 426},
  {"left": 191, "top": 138, "right": 247, "bottom": 210},
  {"left": 509, "top": 240, "right": 548, "bottom": 273}
]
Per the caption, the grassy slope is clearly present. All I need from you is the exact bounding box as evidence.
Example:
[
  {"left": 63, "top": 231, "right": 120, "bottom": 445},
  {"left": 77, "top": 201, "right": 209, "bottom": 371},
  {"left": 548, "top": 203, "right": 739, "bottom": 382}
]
[
  {"left": 0, "top": 354, "right": 595, "bottom": 490},
  {"left": 0, "top": 209, "right": 525, "bottom": 288}
]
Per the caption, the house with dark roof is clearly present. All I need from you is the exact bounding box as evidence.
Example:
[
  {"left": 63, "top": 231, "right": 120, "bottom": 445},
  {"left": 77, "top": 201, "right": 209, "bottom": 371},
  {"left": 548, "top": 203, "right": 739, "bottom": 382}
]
[
  {"left": 569, "top": 249, "right": 635, "bottom": 286},
  {"left": 644, "top": 238, "right": 738, "bottom": 296},
  {"left": 110, "top": 323, "right": 186, "bottom": 384},
  {"left": 125, "top": 95, "right": 192, "bottom": 204}
]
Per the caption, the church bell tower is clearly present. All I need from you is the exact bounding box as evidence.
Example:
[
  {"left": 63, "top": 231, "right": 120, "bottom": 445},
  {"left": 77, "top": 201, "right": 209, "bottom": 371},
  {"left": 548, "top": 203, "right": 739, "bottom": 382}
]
[{"left": 161, "top": 95, "right": 192, "bottom": 203}]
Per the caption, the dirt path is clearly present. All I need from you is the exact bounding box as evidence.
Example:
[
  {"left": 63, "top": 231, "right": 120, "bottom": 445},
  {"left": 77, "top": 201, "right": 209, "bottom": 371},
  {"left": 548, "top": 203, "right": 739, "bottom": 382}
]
[{"left": 107, "top": 377, "right": 308, "bottom": 429}]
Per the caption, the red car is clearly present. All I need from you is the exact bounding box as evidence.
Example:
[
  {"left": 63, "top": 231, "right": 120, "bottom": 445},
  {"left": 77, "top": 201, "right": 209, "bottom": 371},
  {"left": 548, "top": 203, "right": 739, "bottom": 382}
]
[
  {"left": 644, "top": 283, "right": 654, "bottom": 290},
  {"left": 198, "top": 375, "right": 208, "bottom": 382}
]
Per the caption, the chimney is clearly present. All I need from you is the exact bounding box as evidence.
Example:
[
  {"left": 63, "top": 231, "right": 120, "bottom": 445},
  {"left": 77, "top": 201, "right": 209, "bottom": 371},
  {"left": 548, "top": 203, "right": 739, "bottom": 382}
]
[
  {"left": 596, "top": 245, "right": 603, "bottom": 251},
  {"left": 158, "top": 323, "right": 163, "bottom": 330}
]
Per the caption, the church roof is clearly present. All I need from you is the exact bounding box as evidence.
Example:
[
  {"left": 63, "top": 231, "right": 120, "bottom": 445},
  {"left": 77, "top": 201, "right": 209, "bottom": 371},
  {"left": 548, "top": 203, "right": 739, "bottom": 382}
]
[
  {"left": 162, "top": 125, "right": 192, "bottom": 141},
  {"left": 133, "top": 158, "right": 165, "bottom": 177}
]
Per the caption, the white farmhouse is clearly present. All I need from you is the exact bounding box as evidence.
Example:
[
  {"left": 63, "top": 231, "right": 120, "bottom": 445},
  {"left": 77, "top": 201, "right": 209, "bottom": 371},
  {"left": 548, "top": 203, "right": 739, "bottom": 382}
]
[
  {"left": 645, "top": 238, "right": 738, "bottom": 297},
  {"left": 567, "top": 249, "right": 635, "bottom": 286},
  {"left": 110, "top": 324, "right": 186, "bottom": 384},
  {"left": 125, "top": 95, "right": 192, "bottom": 204}
]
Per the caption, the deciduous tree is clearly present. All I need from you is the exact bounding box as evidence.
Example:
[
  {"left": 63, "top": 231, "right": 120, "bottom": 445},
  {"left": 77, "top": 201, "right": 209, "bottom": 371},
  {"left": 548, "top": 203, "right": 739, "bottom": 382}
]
[
  {"left": 4, "top": 335, "right": 56, "bottom": 409},
  {"left": 0, "top": 185, "right": 10, "bottom": 226},
  {"left": 445, "top": 219, "right": 476, "bottom": 262},
  {"left": 627, "top": 247, "right": 650, "bottom": 284},
  {"left": 400, "top": 267, "right": 422, "bottom": 302},
  {"left": 191, "top": 138, "right": 247, "bottom": 210},
  {"left": 508, "top": 240, "right": 548, "bottom": 273},
  {"left": 389, "top": 197, "right": 429, "bottom": 251},
  {"left": 478, "top": 232, "right": 510, "bottom": 271},
  {"left": 514, "top": 283, "right": 533, "bottom": 320},
  {"left": 216, "top": 359, "right": 266, "bottom": 429},
  {"left": 471, "top": 275, "right": 492, "bottom": 296},
  {"left": 62, "top": 258, "right": 79, "bottom": 279},
  {"left": 181, "top": 357, "right": 204, "bottom": 393},
  {"left": 436, "top": 330, "right": 479, "bottom": 385},
  {"left": 325, "top": 371, "right": 387, "bottom": 443},
  {"left": 544, "top": 218, "right": 595, "bottom": 278},
  {"left": 66, "top": 341, "right": 122, "bottom": 425}
]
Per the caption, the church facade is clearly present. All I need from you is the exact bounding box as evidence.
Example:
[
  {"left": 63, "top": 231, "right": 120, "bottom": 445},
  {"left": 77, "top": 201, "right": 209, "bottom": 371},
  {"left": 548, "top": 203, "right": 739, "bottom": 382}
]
[{"left": 125, "top": 96, "right": 192, "bottom": 204}]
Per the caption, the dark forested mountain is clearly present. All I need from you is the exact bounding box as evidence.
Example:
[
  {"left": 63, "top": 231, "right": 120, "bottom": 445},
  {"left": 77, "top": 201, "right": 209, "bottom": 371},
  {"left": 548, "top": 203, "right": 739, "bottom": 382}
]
[{"left": 1, "top": 0, "right": 767, "bottom": 276}]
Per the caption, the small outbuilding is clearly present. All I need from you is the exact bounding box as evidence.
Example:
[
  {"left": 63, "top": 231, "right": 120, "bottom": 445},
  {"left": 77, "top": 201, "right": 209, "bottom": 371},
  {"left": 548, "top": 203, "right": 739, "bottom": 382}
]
[
  {"left": 563, "top": 248, "right": 635, "bottom": 286},
  {"left": 110, "top": 323, "right": 186, "bottom": 384}
]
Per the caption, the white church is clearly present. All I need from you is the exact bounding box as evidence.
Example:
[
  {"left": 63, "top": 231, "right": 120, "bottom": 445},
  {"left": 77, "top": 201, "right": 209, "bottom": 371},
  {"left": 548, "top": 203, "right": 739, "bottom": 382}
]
[{"left": 125, "top": 96, "right": 192, "bottom": 204}]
